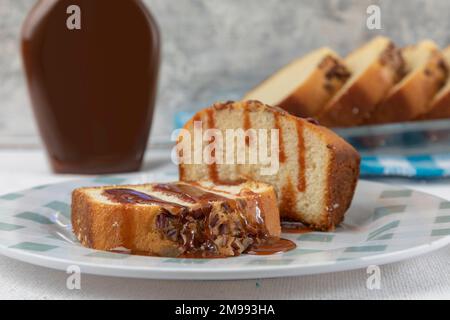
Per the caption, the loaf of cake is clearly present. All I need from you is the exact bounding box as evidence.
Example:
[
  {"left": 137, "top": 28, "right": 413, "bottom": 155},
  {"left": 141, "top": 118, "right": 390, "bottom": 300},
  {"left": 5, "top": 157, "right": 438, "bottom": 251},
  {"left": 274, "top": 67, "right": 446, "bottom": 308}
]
[
  {"left": 72, "top": 180, "right": 281, "bottom": 257},
  {"left": 419, "top": 45, "right": 450, "bottom": 120},
  {"left": 178, "top": 100, "right": 360, "bottom": 231},
  {"left": 317, "top": 36, "right": 404, "bottom": 127},
  {"left": 368, "top": 40, "right": 448, "bottom": 124},
  {"left": 244, "top": 48, "right": 351, "bottom": 118}
]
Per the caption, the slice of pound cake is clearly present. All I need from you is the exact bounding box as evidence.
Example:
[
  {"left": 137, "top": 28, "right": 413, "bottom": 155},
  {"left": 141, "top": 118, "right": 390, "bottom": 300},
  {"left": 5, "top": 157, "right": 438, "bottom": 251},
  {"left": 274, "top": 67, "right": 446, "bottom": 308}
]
[
  {"left": 419, "top": 45, "right": 450, "bottom": 120},
  {"left": 244, "top": 47, "right": 351, "bottom": 118},
  {"left": 368, "top": 40, "right": 448, "bottom": 124},
  {"left": 178, "top": 100, "right": 360, "bottom": 231},
  {"left": 317, "top": 36, "right": 404, "bottom": 127},
  {"left": 72, "top": 180, "right": 281, "bottom": 257}
]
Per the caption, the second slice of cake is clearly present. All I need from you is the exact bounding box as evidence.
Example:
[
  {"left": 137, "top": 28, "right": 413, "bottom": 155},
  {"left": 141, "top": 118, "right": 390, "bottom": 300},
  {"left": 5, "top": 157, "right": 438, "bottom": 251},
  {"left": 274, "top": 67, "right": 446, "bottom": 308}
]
[{"left": 178, "top": 100, "right": 360, "bottom": 231}]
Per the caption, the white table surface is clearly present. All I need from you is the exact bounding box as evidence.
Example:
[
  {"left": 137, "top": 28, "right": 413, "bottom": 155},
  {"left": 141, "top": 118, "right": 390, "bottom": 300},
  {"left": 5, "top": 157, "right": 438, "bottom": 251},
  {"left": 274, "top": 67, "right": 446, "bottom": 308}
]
[{"left": 0, "top": 148, "right": 449, "bottom": 300}]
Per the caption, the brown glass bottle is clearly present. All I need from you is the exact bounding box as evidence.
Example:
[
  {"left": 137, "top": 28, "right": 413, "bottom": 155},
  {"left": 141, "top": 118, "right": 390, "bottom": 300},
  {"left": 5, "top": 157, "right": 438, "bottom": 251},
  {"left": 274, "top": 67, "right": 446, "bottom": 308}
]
[{"left": 21, "top": 0, "right": 160, "bottom": 174}]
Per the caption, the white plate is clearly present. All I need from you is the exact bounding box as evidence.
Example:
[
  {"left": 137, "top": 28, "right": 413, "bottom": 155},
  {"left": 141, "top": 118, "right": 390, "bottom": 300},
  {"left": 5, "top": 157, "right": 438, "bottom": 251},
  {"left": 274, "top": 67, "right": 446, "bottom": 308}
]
[{"left": 0, "top": 173, "right": 449, "bottom": 280}]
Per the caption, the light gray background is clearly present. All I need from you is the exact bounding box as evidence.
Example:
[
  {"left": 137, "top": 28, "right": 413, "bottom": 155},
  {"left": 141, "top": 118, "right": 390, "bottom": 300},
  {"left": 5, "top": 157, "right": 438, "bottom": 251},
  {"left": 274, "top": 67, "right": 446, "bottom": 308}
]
[{"left": 2, "top": 0, "right": 450, "bottom": 146}]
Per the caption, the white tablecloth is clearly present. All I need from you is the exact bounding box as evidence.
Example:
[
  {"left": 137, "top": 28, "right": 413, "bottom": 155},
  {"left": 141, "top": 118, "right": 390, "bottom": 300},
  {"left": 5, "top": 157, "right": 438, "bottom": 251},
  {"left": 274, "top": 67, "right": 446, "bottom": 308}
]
[{"left": 0, "top": 149, "right": 449, "bottom": 300}]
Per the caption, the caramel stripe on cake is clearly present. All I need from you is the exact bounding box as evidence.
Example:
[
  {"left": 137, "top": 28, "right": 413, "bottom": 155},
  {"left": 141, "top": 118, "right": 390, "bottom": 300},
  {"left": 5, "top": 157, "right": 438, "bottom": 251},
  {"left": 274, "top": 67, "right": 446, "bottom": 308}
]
[
  {"left": 205, "top": 108, "right": 219, "bottom": 182},
  {"left": 273, "top": 112, "right": 286, "bottom": 163},
  {"left": 178, "top": 154, "right": 185, "bottom": 181},
  {"left": 104, "top": 188, "right": 185, "bottom": 208},
  {"left": 296, "top": 121, "right": 306, "bottom": 192},
  {"left": 121, "top": 206, "right": 135, "bottom": 252},
  {"left": 153, "top": 183, "right": 229, "bottom": 203},
  {"left": 243, "top": 108, "right": 251, "bottom": 146}
]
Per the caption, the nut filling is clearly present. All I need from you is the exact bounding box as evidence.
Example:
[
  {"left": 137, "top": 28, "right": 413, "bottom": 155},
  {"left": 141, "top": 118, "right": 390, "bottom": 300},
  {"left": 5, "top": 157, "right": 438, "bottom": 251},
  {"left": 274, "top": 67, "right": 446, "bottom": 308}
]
[
  {"left": 154, "top": 197, "right": 269, "bottom": 258},
  {"left": 320, "top": 56, "right": 351, "bottom": 93},
  {"left": 379, "top": 42, "right": 405, "bottom": 81}
]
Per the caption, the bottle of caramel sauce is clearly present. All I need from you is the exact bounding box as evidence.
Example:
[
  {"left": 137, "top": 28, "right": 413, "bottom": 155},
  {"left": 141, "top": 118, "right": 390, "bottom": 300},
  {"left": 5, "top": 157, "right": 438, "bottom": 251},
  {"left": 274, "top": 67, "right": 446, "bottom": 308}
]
[{"left": 21, "top": 0, "right": 160, "bottom": 174}]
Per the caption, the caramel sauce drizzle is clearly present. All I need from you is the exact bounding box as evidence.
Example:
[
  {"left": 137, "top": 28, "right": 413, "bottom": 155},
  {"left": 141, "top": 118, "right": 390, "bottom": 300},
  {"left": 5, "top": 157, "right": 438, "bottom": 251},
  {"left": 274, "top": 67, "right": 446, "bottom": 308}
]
[
  {"left": 273, "top": 113, "right": 286, "bottom": 163},
  {"left": 103, "top": 188, "right": 187, "bottom": 212},
  {"left": 177, "top": 135, "right": 185, "bottom": 181},
  {"left": 102, "top": 184, "right": 297, "bottom": 258},
  {"left": 243, "top": 108, "right": 251, "bottom": 146},
  {"left": 205, "top": 109, "right": 219, "bottom": 183},
  {"left": 153, "top": 183, "right": 230, "bottom": 203},
  {"left": 179, "top": 166, "right": 185, "bottom": 181},
  {"left": 296, "top": 120, "right": 306, "bottom": 192},
  {"left": 279, "top": 179, "right": 298, "bottom": 219},
  {"left": 121, "top": 206, "right": 134, "bottom": 252}
]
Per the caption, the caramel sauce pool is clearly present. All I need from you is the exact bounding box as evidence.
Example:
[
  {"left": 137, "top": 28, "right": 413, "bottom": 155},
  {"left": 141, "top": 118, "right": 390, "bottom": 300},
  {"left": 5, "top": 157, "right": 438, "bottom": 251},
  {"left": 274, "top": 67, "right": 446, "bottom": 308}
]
[
  {"left": 281, "top": 221, "right": 312, "bottom": 234},
  {"left": 109, "top": 237, "right": 296, "bottom": 259},
  {"left": 205, "top": 109, "right": 219, "bottom": 182},
  {"left": 109, "top": 239, "right": 297, "bottom": 258},
  {"left": 245, "top": 238, "right": 296, "bottom": 256}
]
